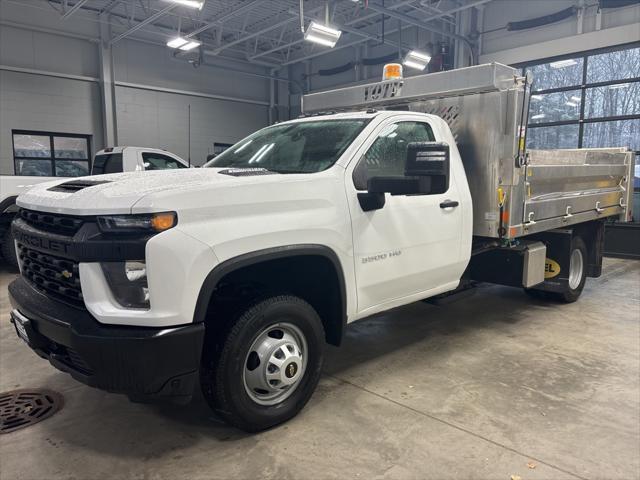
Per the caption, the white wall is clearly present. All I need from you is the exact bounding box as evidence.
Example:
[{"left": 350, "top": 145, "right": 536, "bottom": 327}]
[
  {"left": 479, "top": 0, "right": 640, "bottom": 65},
  {"left": 0, "top": 70, "right": 103, "bottom": 175},
  {"left": 0, "top": 1, "right": 275, "bottom": 174},
  {"left": 116, "top": 86, "right": 268, "bottom": 165}
]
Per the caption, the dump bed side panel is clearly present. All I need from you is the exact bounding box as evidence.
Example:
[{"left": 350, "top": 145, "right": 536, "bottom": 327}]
[
  {"left": 301, "top": 63, "right": 634, "bottom": 238},
  {"left": 517, "top": 148, "right": 634, "bottom": 237}
]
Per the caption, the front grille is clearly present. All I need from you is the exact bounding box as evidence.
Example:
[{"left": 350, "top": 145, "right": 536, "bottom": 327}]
[
  {"left": 19, "top": 209, "right": 85, "bottom": 235},
  {"left": 17, "top": 244, "right": 84, "bottom": 307}
]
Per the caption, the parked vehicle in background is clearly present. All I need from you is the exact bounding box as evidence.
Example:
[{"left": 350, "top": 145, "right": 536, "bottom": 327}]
[
  {"left": 92, "top": 147, "right": 189, "bottom": 174},
  {"left": 7, "top": 63, "right": 634, "bottom": 432},
  {"left": 1, "top": 147, "right": 189, "bottom": 267}
]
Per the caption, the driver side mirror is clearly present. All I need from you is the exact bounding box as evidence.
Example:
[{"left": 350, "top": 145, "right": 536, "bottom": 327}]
[{"left": 357, "top": 142, "right": 450, "bottom": 212}]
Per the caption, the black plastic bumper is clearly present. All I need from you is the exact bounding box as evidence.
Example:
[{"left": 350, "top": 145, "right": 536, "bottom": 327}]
[{"left": 8, "top": 276, "right": 205, "bottom": 403}]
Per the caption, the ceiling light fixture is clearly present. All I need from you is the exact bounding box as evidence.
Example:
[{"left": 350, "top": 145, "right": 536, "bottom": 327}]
[
  {"left": 565, "top": 101, "right": 578, "bottom": 107},
  {"left": 403, "top": 50, "right": 431, "bottom": 71},
  {"left": 304, "top": 21, "right": 342, "bottom": 48},
  {"left": 549, "top": 59, "right": 577, "bottom": 69},
  {"left": 167, "top": 36, "right": 188, "bottom": 48},
  {"left": 167, "top": 36, "right": 201, "bottom": 51},
  {"left": 179, "top": 40, "right": 201, "bottom": 51},
  {"left": 165, "top": 0, "right": 205, "bottom": 10}
]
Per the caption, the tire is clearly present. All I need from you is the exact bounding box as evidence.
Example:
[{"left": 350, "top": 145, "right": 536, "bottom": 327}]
[
  {"left": 1, "top": 226, "right": 18, "bottom": 270},
  {"left": 200, "top": 295, "right": 325, "bottom": 432},
  {"left": 523, "top": 236, "right": 588, "bottom": 303},
  {"left": 551, "top": 236, "right": 587, "bottom": 303}
]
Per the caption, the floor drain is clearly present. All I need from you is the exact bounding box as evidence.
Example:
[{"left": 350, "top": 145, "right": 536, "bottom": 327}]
[{"left": 0, "top": 389, "right": 64, "bottom": 434}]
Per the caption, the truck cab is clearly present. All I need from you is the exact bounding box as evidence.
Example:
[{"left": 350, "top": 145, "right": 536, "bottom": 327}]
[{"left": 92, "top": 147, "right": 189, "bottom": 175}]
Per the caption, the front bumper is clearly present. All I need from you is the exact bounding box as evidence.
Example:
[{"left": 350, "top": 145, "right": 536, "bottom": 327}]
[{"left": 9, "top": 277, "right": 205, "bottom": 403}]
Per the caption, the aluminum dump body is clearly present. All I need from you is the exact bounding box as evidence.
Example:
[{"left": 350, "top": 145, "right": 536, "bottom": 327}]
[{"left": 301, "top": 63, "right": 634, "bottom": 239}]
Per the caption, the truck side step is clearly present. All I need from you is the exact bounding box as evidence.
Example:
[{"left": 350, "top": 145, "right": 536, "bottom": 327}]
[{"left": 424, "top": 282, "right": 477, "bottom": 305}]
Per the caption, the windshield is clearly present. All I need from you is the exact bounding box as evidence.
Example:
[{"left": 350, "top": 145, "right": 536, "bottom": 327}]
[{"left": 205, "top": 119, "right": 369, "bottom": 173}]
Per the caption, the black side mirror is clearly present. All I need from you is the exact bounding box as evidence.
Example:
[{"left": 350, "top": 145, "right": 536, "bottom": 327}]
[
  {"left": 356, "top": 142, "right": 450, "bottom": 212},
  {"left": 405, "top": 142, "right": 450, "bottom": 194}
]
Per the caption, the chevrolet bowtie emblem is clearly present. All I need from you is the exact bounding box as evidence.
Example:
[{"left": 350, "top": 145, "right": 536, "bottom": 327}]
[{"left": 61, "top": 270, "right": 73, "bottom": 279}]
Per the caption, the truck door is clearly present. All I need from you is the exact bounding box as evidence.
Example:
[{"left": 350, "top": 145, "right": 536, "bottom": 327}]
[{"left": 347, "top": 117, "right": 464, "bottom": 314}]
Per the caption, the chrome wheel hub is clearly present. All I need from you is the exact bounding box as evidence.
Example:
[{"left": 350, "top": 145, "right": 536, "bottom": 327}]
[
  {"left": 243, "top": 323, "right": 307, "bottom": 406},
  {"left": 568, "top": 248, "right": 584, "bottom": 290}
]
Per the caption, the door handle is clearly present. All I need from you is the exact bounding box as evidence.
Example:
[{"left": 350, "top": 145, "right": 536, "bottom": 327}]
[{"left": 439, "top": 200, "right": 459, "bottom": 209}]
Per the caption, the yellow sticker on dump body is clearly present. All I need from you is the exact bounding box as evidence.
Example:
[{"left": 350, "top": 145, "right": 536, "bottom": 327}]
[{"left": 545, "top": 258, "right": 561, "bottom": 279}]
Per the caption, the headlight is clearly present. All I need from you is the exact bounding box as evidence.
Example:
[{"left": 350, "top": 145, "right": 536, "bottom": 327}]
[
  {"left": 101, "top": 261, "right": 150, "bottom": 309},
  {"left": 97, "top": 212, "right": 177, "bottom": 234}
]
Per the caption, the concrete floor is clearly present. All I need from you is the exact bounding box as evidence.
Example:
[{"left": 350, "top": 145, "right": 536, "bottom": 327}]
[{"left": 0, "top": 258, "right": 638, "bottom": 480}]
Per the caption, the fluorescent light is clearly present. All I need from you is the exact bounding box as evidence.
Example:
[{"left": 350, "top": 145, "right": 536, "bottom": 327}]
[
  {"left": 304, "top": 21, "right": 342, "bottom": 48},
  {"left": 179, "top": 40, "right": 201, "bottom": 51},
  {"left": 167, "top": 36, "right": 201, "bottom": 50},
  {"left": 166, "top": 0, "right": 204, "bottom": 9},
  {"left": 167, "top": 36, "right": 188, "bottom": 48},
  {"left": 550, "top": 59, "right": 577, "bottom": 69},
  {"left": 531, "top": 94, "right": 543, "bottom": 101},
  {"left": 565, "top": 101, "right": 578, "bottom": 107},
  {"left": 570, "top": 96, "right": 581, "bottom": 102},
  {"left": 531, "top": 114, "right": 546, "bottom": 120},
  {"left": 403, "top": 50, "right": 431, "bottom": 71}
]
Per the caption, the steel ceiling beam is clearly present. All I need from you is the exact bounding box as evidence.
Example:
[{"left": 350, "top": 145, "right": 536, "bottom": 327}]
[
  {"left": 100, "top": 0, "right": 121, "bottom": 15},
  {"left": 247, "top": 0, "right": 418, "bottom": 63},
  {"left": 422, "top": 0, "right": 493, "bottom": 21},
  {"left": 249, "top": 11, "right": 408, "bottom": 62},
  {"left": 109, "top": 3, "right": 176, "bottom": 44},
  {"left": 208, "top": 5, "right": 326, "bottom": 56},
  {"left": 278, "top": 19, "right": 416, "bottom": 66},
  {"left": 365, "top": 1, "right": 468, "bottom": 43},
  {"left": 185, "top": 0, "right": 262, "bottom": 38},
  {"left": 61, "top": 0, "right": 89, "bottom": 19}
]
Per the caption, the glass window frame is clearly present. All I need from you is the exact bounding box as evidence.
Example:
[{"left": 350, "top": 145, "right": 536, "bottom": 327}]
[
  {"left": 352, "top": 120, "right": 436, "bottom": 191},
  {"left": 141, "top": 152, "right": 187, "bottom": 171},
  {"left": 516, "top": 42, "right": 640, "bottom": 152},
  {"left": 12, "top": 130, "right": 92, "bottom": 177}
]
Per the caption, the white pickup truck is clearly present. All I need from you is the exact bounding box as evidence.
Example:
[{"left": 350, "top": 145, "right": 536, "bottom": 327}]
[
  {"left": 8, "top": 64, "right": 634, "bottom": 432},
  {"left": 0, "top": 147, "right": 188, "bottom": 266}
]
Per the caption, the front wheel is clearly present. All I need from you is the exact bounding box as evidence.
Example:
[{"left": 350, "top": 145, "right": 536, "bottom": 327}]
[{"left": 200, "top": 295, "right": 325, "bottom": 432}]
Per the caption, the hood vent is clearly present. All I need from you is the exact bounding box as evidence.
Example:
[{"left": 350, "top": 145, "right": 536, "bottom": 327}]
[
  {"left": 48, "top": 179, "right": 111, "bottom": 193},
  {"left": 218, "top": 168, "right": 277, "bottom": 177}
]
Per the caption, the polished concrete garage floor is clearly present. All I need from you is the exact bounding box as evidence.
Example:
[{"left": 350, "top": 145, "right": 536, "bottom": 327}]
[{"left": 1, "top": 258, "right": 638, "bottom": 480}]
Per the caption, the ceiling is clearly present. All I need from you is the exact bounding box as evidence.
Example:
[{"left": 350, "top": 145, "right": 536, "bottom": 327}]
[{"left": 4, "top": 0, "right": 492, "bottom": 69}]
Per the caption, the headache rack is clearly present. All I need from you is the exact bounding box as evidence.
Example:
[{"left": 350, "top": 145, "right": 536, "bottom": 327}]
[{"left": 302, "top": 63, "right": 634, "bottom": 239}]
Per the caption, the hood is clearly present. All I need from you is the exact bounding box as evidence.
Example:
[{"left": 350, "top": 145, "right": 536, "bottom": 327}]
[{"left": 16, "top": 168, "right": 283, "bottom": 215}]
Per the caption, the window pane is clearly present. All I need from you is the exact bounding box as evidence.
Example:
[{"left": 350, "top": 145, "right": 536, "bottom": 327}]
[
  {"left": 93, "top": 153, "right": 123, "bottom": 175},
  {"left": 54, "top": 136, "right": 88, "bottom": 159},
  {"left": 527, "top": 58, "right": 583, "bottom": 91},
  {"left": 55, "top": 160, "right": 89, "bottom": 177},
  {"left": 582, "top": 119, "right": 640, "bottom": 152},
  {"left": 527, "top": 124, "right": 579, "bottom": 149},
  {"left": 586, "top": 47, "right": 640, "bottom": 83},
  {"left": 584, "top": 82, "right": 640, "bottom": 118},
  {"left": 529, "top": 90, "right": 582, "bottom": 124},
  {"left": 15, "top": 159, "right": 52, "bottom": 176},
  {"left": 142, "top": 153, "right": 186, "bottom": 170},
  {"left": 13, "top": 134, "right": 51, "bottom": 158},
  {"left": 355, "top": 122, "right": 435, "bottom": 190}
]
